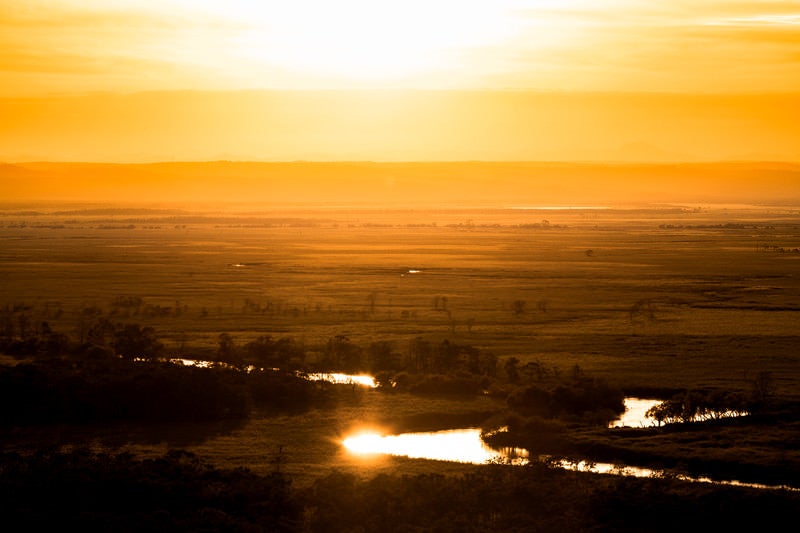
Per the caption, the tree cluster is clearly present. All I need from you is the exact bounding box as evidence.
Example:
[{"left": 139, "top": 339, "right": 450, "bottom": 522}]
[
  {"left": 645, "top": 389, "right": 754, "bottom": 425},
  {"left": 506, "top": 372, "right": 625, "bottom": 421},
  {"left": 0, "top": 359, "right": 329, "bottom": 426},
  {"left": 0, "top": 316, "right": 163, "bottom": 361}
]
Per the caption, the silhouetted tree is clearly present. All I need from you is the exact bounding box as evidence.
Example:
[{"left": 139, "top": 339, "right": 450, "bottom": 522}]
[
  {"left": 325, "top": 335, "right": 361, "bottom": 372},
  {"left": 113, "top": 324, "right": 163, "bottom": 359},
  {"left": 245, "top": 335, "right": 276, "bottom": 365},
  {"left": 368, "top": 340, "right": 396, "bottom": 372},
  {"left": 504, "top": 356, "right": 521, "bottom": 383},
  {"left": 407, "top": 337, "right": 432, "bottom": 372},
  {"left": 245, "top": 335, "right": 304, "bottom": 370},
  {"left": 42, "top": 331, "right": 69, "bottom": 357},
  {"left": 87, "top": 317, "right": 115, "bottom": 346},
  {"left": 217, "top": 332, "right": 237, "bottom": 362},
  {"left": 751, "top": 371, "right": 776, "bottom": 409}
]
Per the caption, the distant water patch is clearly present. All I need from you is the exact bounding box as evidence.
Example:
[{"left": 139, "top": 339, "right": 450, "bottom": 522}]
[
  {"left": 608, "top": 398, "right": 662, "bottom": 428},
  {"left": 303, "top": 372, "right": 377, "bottom": 388},
  {"left": 508, "top": 206, "right": 610, "bottom": 210}
]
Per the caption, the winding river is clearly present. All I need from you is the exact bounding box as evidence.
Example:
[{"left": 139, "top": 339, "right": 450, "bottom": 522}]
[
  {"left": 149, "top": 361, "right": 792, "bottom": 491},
  {"left": 339, "top": 396, "right": 795, "bottom": 492}
]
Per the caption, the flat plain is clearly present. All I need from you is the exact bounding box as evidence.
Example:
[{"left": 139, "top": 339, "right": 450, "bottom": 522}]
[
  {"left": 2, "top": 204, "right": 798, "bottom": 390},
  {"left": 1, "top": 203, "right": 799, "bottom": 483}
]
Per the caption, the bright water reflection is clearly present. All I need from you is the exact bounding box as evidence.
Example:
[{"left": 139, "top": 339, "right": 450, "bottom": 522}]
[
  {"left": 343, "top": 428, "right": 529, "bottom": 465},
  {"left": 508, "top": 206, "right": 610, "bottom": 210},
  {"left": 134, "top": 357, "right": 216, "bottom": 368},
  {"left": 556, "top": 459, "right": 799, "bottom": 491},
  {"left": 341, "top": 403, "right": 796, "bottom": 492},
  {"left": 342, "top": 429, "right": 797, "bottom": 491},
  {"left": 608, "top": 397, "right": 748, "bottom": 428},
  {"left": 305, "top": 372, "right": 377, "bottom": 388},
  {"left": 171, "top": 358, "right": 260, "bottom": 372},
  {"left": 171, "top": 358, "right": 214, "bottom": 368},
  {"left": 140, "top": 358, "right": 378, "bottom": 387},
  {"left": 608, "top": 398, "right": 661, "bottom": 428},
  {"left": 555, "top": 459, "right": 654, "bottom": 478}
]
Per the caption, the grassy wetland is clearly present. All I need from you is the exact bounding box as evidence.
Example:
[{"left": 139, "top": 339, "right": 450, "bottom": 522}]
[
  {"left": 5, "top": 0, "right": 800, "bottom": 528},
  {"left": 2, "top": 202, "right": 799, "bottom": 531}
]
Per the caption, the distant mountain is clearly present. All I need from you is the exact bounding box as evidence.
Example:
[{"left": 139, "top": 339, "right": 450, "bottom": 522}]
[
  {"left": 0, "top": 162, "right": 40, "bottom": 178},
  {"left": 2, "top": 161, "right": 799, "bottom": 207}
]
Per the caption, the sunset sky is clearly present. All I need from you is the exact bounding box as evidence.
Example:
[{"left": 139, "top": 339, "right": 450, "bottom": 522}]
[{"left": 1, "top": 0, "right": 798, "bottom": 162}]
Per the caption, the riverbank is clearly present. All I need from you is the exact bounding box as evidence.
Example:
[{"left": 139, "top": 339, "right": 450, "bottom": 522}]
[
  {"left": 2, "top": 447, "right": 798, "bottom": 533},
  {"left": 2, "top": 375, "right": 798, "bottom": 490}
]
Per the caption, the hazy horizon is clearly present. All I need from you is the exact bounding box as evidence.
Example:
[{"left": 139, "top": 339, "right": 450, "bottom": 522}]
[
  {"left": 3, "top": 3, "right": 800, "bottom": 525},
  {"left": 2, "top": 90, "right": 799, "bottom": 164},
  {"left": 2, "top": 3, "right": 798, "bottom": 206},
  {"left": 3, "top": 160, "right": 799, "bottom": 208},
  {"left": 3, "top": 1, "right": 799, "bottom": 165}
]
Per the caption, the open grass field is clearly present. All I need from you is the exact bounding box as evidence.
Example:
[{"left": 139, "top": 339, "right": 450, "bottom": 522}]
[
  {"left": 2, "top": 203, "right": 799, "bottom": 489},
  {"left": 2, "top": 203, "right": 799, "bottom": 395}
]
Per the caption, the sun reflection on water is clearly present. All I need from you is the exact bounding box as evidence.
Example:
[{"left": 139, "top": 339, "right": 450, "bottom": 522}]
[
  {"left": 343, "top": 428, "right": 528, "bottom": 465},
  {"left": 608, "top": 398, "right": 661, "bottom": 428},
  {"left": 306, "top": 372, "right": 377, "bottom": 388}
]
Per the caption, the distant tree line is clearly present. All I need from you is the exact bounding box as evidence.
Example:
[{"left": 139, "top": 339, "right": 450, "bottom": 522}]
[
  {"left": 1, "top": 317, "right": 166, "bottom": 361},
  {"left": 214, "top": 332, "right": 500, "bottom": 380},
  {"left": 1, "top": 304, "right": 780, "bottom": 433}
]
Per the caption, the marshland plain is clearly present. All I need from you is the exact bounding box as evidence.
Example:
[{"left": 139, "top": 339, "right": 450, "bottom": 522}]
[{"left": 2, "top": 203, "right": 799, "bottom": 487}]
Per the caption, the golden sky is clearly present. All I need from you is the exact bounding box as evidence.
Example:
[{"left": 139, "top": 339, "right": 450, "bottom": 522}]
[{"left": 0, "top": 1, "right": 798, "bottom": 162}]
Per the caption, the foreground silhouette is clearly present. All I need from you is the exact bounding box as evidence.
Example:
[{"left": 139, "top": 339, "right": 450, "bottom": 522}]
[{"left": 1, "top": 449, "right": 798, "bottom": 532}]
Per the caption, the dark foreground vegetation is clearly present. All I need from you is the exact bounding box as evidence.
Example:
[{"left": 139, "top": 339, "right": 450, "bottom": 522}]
[
  {"left": 1, "top": 320, "right": 796, "bottom": 486},
  {"left": 1, "top": 449, "right": 798, "bottom": 533},
  {"left": 0, "top": 358, "right": 333, "bottom": 426}
]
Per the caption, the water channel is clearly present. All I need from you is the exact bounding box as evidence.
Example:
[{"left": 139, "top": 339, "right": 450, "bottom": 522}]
[
  {"left": 150, "top": 361, "right": 793, "bottom": 491},
  {"left": 339, "top": 395, "right": 795, "bottom": 492},
  {"left": 341, "top": 397, "right": 659, "bottom": 468}
]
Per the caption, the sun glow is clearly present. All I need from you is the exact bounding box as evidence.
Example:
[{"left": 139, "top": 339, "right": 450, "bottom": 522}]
[
  {"left": 342, "top": 428, "right": 528, "bottom": 464},
  {"left": 174, "top": 0, "right": 523, "bottom": 80}
]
